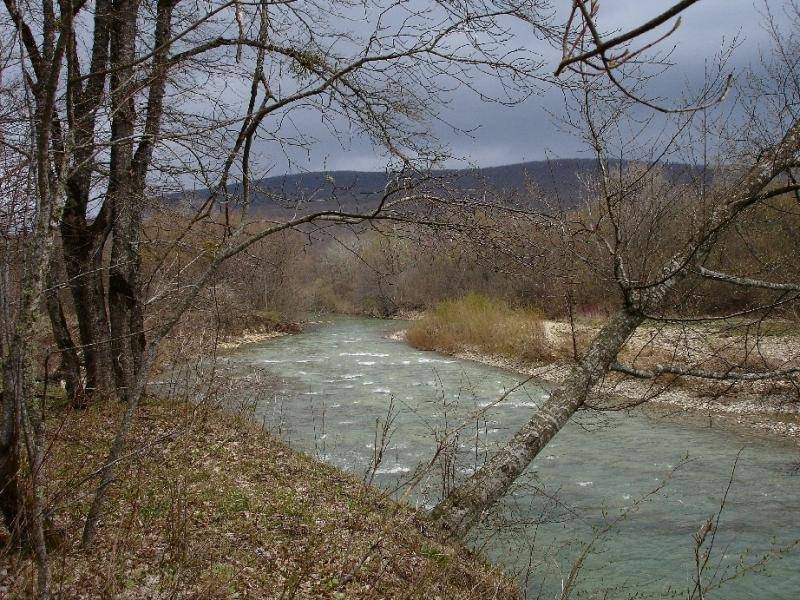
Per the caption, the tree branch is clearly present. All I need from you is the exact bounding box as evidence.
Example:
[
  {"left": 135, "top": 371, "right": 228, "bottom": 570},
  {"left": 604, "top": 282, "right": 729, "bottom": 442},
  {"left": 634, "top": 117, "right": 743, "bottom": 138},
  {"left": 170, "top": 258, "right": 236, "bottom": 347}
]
[
  {"left": 698, "top": 266, "right": 800, "bottom": 292},
  {"left": 555, "top": 0, "right": 702, "bottom": 76},
  {"left": 610, "top": 361, "right": 800, "bottom": 382}
]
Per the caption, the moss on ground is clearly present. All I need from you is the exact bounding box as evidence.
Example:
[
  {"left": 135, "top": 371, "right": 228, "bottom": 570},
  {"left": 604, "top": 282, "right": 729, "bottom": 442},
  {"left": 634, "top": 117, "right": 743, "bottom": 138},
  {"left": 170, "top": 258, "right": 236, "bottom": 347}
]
[{"left": 1, "top": 397, "right": 518, "bottom": 599}]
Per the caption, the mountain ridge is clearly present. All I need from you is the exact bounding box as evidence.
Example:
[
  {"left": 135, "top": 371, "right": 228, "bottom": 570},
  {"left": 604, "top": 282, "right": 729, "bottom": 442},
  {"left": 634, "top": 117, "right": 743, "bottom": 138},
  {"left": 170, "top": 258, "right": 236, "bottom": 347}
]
[{"left": 179, "top": 158, "right": 699, "bottom": 211}]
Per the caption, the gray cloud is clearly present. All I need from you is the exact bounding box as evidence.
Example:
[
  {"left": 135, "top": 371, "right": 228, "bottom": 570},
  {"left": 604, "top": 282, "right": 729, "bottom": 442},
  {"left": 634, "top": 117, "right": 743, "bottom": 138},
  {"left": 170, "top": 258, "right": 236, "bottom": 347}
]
[{"left": 249, "top": 0, "right": 778, "bottom": 175}]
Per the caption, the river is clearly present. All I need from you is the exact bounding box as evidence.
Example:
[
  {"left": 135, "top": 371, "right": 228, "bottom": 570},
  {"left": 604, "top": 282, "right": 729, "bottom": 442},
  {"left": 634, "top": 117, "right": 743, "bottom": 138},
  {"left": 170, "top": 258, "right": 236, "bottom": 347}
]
[{"left": 228, "top": 316, "right": 800, "bottom": 598}]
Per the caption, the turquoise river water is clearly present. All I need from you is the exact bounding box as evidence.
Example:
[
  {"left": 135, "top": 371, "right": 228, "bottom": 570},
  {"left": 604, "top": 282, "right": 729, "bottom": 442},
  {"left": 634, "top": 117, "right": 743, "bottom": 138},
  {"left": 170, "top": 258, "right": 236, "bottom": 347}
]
[{"left": 228, "top": 316, "right": 800, "bottom": 598}]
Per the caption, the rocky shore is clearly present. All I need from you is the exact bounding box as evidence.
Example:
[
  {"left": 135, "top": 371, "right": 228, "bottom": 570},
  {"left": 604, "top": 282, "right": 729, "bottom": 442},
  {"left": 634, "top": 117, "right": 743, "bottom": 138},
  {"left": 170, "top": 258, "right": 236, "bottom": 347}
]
[
  {"left": 390, "top": 328, "right": 800, "bottom": 445},
  {"left": 218, "top": 321, "right": 303, "bottom": 350},
  {"left": 218, "top": 329, "right": 290, "bottom": 350}
]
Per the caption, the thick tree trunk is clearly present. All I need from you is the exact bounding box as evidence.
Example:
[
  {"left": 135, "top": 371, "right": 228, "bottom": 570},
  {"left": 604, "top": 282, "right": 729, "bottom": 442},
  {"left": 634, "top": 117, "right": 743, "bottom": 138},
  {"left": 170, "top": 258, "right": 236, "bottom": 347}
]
[
  {"left": 60, "top": 221, "right": 114, "bottom": 398},
  {"left": 109, "top": 207, "right": 145, "bottom": 398},
  {"left": 430, "top": 308, "right": 644, "bottom": 536},
  {"left": 106, "top": 0, "right": 144, "bottom": 400},
  {"left": 54, "top": 0, "right": 113, "bottom": 401},
  {"left": 107, "top": 0, "right": 172, "bottom": 399},
  {"left": 44, "top": 248, "right": 83, "bottom": 406},
  {"left": 0, "top": 349, "right": 26, "bottom": 547}
]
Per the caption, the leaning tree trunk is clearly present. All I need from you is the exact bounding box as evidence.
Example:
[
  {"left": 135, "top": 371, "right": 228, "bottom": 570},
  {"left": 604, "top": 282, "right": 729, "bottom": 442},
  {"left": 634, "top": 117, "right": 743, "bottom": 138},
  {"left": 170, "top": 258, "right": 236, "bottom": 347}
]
[
  {"left": 430, "top": 307, "right": 644, "bottom": 537},
  {"left": 431, "top": 117, "right": 800, "bottom": 538}
]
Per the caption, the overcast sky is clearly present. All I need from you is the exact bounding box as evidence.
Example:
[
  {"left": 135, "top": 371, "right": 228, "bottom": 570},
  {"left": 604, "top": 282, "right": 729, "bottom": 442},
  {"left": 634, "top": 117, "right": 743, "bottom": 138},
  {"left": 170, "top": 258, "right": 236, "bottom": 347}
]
[{"left": 252, "top": 0, "right": 779, "bottom": 175}]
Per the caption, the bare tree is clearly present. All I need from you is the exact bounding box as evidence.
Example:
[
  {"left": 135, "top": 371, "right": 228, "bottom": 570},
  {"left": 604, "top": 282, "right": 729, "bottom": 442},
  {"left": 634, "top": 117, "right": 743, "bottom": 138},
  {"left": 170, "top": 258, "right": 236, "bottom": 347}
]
[
  {"left": 0, "top": 10, "right": 69, "bottom": 593},
  {"left": 0, "top": 0, "right": 552, "bottom": 587},
  {"left": 432, "top": 0, "right": 800, "bottom": 537}
]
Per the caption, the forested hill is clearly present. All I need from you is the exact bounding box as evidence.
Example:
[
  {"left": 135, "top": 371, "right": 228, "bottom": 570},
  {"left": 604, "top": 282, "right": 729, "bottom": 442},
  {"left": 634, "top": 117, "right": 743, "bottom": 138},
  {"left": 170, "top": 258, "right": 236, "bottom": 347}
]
[
  {"left": 179, "top": 158, "right": 701, "bottom": 211},
  {"left": 242, "top": 159, "right": 599, "bottom": 206}
]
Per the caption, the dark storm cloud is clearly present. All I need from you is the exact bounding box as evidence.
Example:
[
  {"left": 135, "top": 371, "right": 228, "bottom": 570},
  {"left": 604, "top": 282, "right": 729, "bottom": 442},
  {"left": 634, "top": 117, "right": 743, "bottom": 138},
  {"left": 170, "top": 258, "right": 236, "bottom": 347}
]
[{"left": 252, "top": 0, "right": 778, "bottom": 174}]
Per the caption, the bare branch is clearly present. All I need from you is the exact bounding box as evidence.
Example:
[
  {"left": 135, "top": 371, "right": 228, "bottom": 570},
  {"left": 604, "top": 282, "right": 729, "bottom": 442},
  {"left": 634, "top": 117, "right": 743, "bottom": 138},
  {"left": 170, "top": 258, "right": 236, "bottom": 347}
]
[
  {"left": 610, "top": 361, "right": 800, "bottom": 382},
  {"left": 698, "top": 266, "right": 800, "bottom": 292},
  {"left": 555, "top": 0, "right": 702, "bottom": 76}
]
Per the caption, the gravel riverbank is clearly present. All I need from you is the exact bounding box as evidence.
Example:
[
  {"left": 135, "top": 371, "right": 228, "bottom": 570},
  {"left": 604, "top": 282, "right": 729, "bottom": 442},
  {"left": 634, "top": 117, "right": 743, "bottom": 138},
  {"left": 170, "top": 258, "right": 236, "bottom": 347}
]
[{"left": 390, "top": 328, "right": 800, "bottom": 445}]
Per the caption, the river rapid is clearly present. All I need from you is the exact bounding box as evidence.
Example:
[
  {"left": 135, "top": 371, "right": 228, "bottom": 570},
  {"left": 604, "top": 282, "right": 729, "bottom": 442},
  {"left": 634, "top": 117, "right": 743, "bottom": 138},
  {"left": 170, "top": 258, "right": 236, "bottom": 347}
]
[{"left": 229, "top": 316, "right": 800, "bottom": 598}]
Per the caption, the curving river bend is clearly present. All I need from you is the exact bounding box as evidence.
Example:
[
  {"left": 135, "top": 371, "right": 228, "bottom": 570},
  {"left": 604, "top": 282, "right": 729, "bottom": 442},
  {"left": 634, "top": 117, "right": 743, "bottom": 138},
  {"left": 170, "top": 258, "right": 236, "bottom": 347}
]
[{"left": 229, "top": 316, "right": 800, "bottom": 598}]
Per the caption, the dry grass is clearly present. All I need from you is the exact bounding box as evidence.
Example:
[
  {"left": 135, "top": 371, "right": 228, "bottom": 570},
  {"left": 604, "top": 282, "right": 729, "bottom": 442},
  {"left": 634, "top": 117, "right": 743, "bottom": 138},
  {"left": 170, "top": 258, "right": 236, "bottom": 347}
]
[
  {"left": 1, "top": 397, "right": 518, "bottom": 599},
  {"left": 406, "top": 293, "right": 550, "bottom": 362}
]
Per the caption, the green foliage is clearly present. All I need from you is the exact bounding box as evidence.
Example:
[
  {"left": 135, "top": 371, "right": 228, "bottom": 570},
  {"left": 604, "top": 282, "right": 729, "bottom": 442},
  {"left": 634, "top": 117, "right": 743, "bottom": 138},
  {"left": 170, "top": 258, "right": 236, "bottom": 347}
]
[
  {"left": 406, "top": 292, "right": 551, "bottom": 361},
  {"left": 418, "top": 543, "right": 451, "bottom": 565}
]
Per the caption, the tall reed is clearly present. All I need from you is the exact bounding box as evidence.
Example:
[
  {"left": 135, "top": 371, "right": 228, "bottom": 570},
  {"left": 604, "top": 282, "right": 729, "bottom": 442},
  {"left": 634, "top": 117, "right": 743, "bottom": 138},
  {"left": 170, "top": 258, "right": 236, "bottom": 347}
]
[{"left": 406, "top": 293, "right": 550, "bottom": 361}]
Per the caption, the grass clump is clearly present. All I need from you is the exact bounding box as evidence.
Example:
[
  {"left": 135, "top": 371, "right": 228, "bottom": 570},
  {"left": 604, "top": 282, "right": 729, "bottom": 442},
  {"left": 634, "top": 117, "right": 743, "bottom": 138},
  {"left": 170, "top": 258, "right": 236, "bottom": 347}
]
[{"left": 407, "top": 292, "right": 551, "bottom": 361}]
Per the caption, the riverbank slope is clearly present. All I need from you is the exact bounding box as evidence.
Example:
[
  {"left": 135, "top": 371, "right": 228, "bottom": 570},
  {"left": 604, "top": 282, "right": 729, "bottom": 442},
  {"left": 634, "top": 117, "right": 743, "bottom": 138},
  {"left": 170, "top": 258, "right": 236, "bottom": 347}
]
[{"left": 2, "top": 397, "right": 517, "bottom": 598}]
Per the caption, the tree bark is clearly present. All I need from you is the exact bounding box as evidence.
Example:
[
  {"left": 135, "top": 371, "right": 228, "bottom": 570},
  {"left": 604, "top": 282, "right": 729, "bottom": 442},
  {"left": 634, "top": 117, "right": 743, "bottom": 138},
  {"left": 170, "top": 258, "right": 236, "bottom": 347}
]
[
  {"left": 59, "top": 222, "right": 114, "bottom": 398},
  {"left": 0, "top": 347, "right": 26, "bottom": 547},
  {"left": 109, "top": 204, "right": 145, "bottom": 398},
  {"left": 106, "top": 0, "right": 143, "bottom": 399},
  {"left": 56, "top": 0, "right": 114, "bottom": 400},
  {"left": 108, "top": 0, "right": 172, "bottom": 399},
  {"left": 44, "top": 246, "right": 83, "bottom": 406},
  {"left": 430, "top": 307, "right": 644, "bottom": 536}
]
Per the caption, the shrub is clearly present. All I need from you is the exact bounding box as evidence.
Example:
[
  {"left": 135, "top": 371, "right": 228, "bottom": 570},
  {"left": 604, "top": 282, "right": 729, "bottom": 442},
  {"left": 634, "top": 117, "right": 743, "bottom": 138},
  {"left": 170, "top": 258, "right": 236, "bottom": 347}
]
[{"left": 406, "top": 292, "right": 551, "bottom": 361}]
